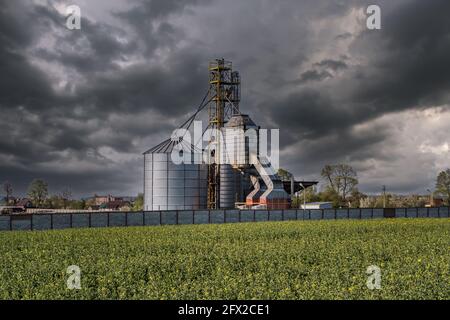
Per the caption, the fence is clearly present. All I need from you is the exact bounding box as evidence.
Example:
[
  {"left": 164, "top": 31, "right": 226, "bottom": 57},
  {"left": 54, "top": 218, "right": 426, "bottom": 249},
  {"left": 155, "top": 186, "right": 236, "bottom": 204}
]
[{"left": 0, "top": 207, "right": 448, "bottom": 232}]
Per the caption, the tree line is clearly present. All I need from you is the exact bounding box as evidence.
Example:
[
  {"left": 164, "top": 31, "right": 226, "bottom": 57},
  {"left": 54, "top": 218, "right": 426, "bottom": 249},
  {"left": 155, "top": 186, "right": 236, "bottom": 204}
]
[
  {"left": 1, "top": 179, "right": 144, "bottom": 211},
  {"left": 280, "top": 165, "right": 450, "bottom": 208},
  {"left": 2, "top": 167, "right": 450, "bottom": 210}
]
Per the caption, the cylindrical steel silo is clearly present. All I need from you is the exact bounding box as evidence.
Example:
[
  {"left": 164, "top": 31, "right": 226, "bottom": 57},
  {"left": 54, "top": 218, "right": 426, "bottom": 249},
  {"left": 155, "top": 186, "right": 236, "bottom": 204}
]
[
  {"left": 219, "top": 164, "right": 236, "bottom": 209},
  {"left": 143, "top": 139, "right": 207, "bottom": 211}
]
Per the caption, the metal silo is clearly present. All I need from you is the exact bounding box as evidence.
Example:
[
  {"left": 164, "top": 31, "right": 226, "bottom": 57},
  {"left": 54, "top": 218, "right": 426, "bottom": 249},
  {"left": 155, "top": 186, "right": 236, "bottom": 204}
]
[
  {"left": 143, "top": 139, "right": 207, "bottom": 211},
  {"left": 219, "top": 164, "right": 236, "bottom": 209},
  {"left": 218, "top": 114, "right": 259, "bottom": 208}
]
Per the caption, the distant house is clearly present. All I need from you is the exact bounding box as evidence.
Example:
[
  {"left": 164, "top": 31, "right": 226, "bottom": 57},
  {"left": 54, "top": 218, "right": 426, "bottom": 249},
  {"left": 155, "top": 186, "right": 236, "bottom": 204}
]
[
  {"left": 300, "top": 202, "right": 333, "bottom": 209},
  {"left": 93, "top": 194, "right": 121, "bottom": 206},
  {"left": 16, "top": 198, "right": 33, "bottom": 209},
  {"left": 425, "top": 197, "right": 445, "bottom": 208},
  {"left": 103, "top": 200, "right": 131, "bottom": 211}
]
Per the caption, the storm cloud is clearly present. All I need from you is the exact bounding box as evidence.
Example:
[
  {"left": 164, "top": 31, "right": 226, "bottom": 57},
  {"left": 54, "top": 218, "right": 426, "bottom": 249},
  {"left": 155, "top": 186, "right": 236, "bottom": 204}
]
[{"left": 0, "top": 0, "right": 449, "bottom": 197}]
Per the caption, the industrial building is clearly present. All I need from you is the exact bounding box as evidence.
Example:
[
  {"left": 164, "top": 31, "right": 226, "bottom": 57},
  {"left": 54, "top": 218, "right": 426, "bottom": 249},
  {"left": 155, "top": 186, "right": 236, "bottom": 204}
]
[{"left": 144, "top": 59, "right": 316, "bottom": 211}]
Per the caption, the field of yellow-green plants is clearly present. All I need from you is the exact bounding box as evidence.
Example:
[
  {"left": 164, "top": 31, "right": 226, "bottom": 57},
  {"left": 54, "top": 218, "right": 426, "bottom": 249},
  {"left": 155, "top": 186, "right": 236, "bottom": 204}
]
[{"left": 0, "top": 218, "right": 448, "bottom": 299}]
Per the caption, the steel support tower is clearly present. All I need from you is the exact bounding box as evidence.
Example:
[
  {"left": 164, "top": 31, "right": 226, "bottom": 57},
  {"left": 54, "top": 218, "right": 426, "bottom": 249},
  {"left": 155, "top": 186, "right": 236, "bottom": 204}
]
[{"left": 207, "top": 59, "right": 241, "bottom": 209}]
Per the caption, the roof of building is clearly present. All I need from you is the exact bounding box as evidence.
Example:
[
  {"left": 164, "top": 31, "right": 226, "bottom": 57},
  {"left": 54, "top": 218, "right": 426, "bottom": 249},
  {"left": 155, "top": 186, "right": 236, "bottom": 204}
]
[
  {"left": 305, "top": 202, "right": 333, "bottom": 205},
  {"left": 143, "top": 137, "right": 202, "bottom": 154},
  {"left": 104, "top": 200, "right": 131, "bottom": 209},
  {"left": 16, "top": 198, "right": 32, "bottom": 207},
  {"left": 225, "top": 114, "right": 257, "bottom": 128}
]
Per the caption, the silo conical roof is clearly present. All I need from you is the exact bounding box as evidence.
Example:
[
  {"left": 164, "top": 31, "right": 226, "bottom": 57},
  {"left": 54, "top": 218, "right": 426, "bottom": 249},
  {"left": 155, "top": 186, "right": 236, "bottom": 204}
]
[{"left": 143, "top": 137, "right": 202, "bottom": 154}]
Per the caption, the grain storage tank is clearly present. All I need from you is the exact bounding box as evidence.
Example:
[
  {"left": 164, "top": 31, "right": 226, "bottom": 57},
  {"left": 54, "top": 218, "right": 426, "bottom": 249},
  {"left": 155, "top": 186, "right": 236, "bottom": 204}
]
[
  {"left": 143, "top": 138, "right": 207, "bottom": 211},
  {"left": 222, "top": 114, "right": 259, "bottom": 167},
  {"left": 218, "top": 114, "right": 259, "bottom": 209}
]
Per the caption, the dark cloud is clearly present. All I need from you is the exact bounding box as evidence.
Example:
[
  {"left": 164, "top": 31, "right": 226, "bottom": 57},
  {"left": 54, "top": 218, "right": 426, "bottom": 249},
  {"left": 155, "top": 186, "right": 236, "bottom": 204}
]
[
  {"left": 314, "top": 59, "right": 348, "bottom": 71},
  {"left": 294, "top": 70, "right": 333, "bottom": 85},
  {"left": 0, "top": 0, "right": 449, "bottom": 197}
]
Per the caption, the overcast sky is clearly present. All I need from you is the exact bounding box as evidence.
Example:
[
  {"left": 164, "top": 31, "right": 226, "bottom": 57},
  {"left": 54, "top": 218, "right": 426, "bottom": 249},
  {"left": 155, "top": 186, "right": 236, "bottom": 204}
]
[{"left": 1, "top": 0, "right": 449, "bottom": 198}]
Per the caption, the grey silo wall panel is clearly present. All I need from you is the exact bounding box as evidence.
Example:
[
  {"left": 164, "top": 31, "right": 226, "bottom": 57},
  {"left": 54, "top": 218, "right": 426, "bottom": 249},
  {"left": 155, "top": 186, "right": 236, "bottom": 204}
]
[
  {"left": 268, "top": 210, "right": 282, "bottom": 221},
  {"left": 144, "top": 154, "right": 153, "bottom": 211},
  {"left": 406, "top": 208, "right": 417, "bottom": 218},
  {"left": 185, "top": 179, "right": 199, "bottom": 188},
  {"left": 153, "top": 153, "right": 168, "bottom": 162},
  {"left": 127, "top": 212, "right": 144, "bottom": 226},
  {"left": 225, "top": 210, "right": 239, "bottom": 223},
  {"left": 178, "top": 211, "right": 193, "bottom": 224},
  {"left": 185, "top": 170, "right": 200, "bottom": 179},
  {"left": 199, "top": 169, "right": 208, "bottom": 180},
  {"left": 210, "top": 210, "right": 225, "bottom": 224},
  {"left": 284, "top": 210, "right": 297, "bottom": 221},
  {"left": 32, "top": 215, "right": 52, "bottom": 230},
  {"left": 428, "top": 208, "right": 439, "bottom": 218},
  {"left": 439, "top": 207, "right": 449, "bottom": 217},
  {"left": 72, "top": 214, "right": 89, "bottom": 228},
  {"left": 168, "top": 161, "right": 185, "bottom": 170},
  {"left": 144, "top": 212, "right": 160, "bottom": 225},
  {"left": 185, "top": 188, "right": 199, "bottom": 197},
  {"left": 109, "top": 212, "right": 126, "bottom": 227},
  {"left": 323, "top": 209, "right": 335, "bottom": 220},
  {"left": 185, "top": 197, "right": 200, "bottom": 206},
  {"left": 240, "top": 210, "right": 254, "bottom": 222},
  {"left": 168, "top": 188, "right": 184, "bottom": 197},
  {"left": 168, "top": 196, "right": 185, "bottom": 206},
  {"left": 219, "top": 165, "right": 236, "bottom": 209},
  {"left": 395, "top": 208, "right": 406, "bottom": 218},
  {"left": 336, "top": 209, "right": 348, "bottom": 219},
  {"left": 183, "top": 164, "right": 198, "bottom": 171},
  {"left": 418, "top": 208, "right": 428, "bottom": 218},
  {"left": 373, "top": 209, "right": 384, "bottom": 219},
  {"left": 53, "top": 214, "right": 71, "bottom": 229},
  {"left": 0, "top": 216, "right": 10, "bottom": 230},
  {"left": 310, "top": 210, "right": 322, "bottom": 220},
  {"left": 11, "top": 219, "right": 31, "bottom": 231},
  {"left": 349, "top": 209, "right": 360, "bottom": 219},
  {"left": 161, "top": 211, "right": 177, "bottom": 225},
  {"left": 194, "top": 210, "right": 209, "bottom": 224},
  {"left": 90, "top": 213, "right": 108, "bottom": 228},
  {"left": 361, "top": 209, "right": 372, "bottom": 219},
  {"left": 255, "top": 210, "right": 268, "bottom": 221}
]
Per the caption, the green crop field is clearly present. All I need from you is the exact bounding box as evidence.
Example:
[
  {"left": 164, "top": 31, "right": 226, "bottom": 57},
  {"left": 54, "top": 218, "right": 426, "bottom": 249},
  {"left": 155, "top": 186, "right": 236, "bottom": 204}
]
[{"left": 0, "top": 218, "right": 448, "bottom": 300}]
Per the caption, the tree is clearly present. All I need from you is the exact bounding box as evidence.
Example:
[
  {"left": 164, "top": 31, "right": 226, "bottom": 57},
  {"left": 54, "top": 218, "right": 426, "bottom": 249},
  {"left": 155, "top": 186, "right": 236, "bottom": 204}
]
[
  {"left": 435, "top": 169, "right": 450, "bottom": 205},
  {"left": 133, "top": 193, "right": 144, "bottom": 211},
  {"left": 292, "top": 186, "right": 321, "bottom": 208},
  {"left": 277, "top": 168, "right": 293, "bottom": 181},
  {"left": 321, "top": 164, "right": 359, "bottom": 206},
  {"left": 61, "top": 187, "right": 72, "bottom": 209},
  {"left": 27, "top": 179, "right": 48, "bottom": 208},
  {"left": 3, "top": 181, "right": 13, "bottom": 204}
]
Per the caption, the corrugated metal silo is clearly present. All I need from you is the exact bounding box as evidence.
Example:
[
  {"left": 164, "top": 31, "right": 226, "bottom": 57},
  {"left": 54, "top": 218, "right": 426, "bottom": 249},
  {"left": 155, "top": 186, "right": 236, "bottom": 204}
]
[
  {"left": 143, "top": 139, "right": 207, "bottom": 211},
  {"left": 219, "top": 164, "right": 236, "bottom": 209},
  {"left": 218, "top": 114, "right": 258, "bottom": 208}
]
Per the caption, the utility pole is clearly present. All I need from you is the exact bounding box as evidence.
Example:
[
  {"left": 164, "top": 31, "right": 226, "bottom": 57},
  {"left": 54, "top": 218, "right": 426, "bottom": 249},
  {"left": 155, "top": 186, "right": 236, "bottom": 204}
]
[
  {"left": 382, "top": 185, "right": 386, "bottom": 208},
  {"left": 300, "top": 183, "right": 306, "bottom": 211},
  {"left": 427, "top": 189, "right": 433, "bottom": 207}
]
